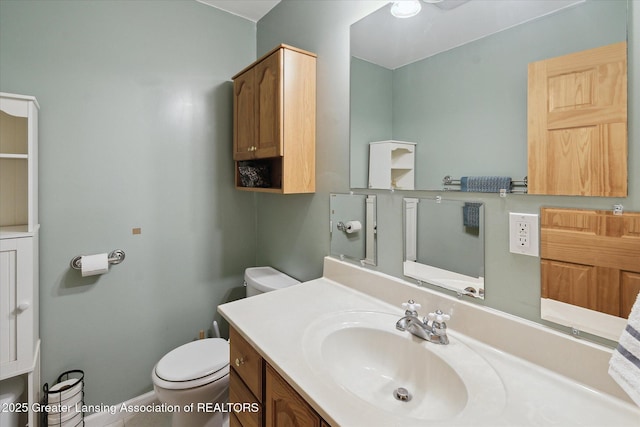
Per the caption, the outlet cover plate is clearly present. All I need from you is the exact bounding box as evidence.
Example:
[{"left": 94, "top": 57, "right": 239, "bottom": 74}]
[{"left": 509, "top": 212, "right": 539, "bottom": 256}]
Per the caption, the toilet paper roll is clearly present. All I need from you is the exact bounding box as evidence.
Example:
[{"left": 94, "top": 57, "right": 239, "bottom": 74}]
[
  {"left": 81, "top": 253, "right": 109, "bottom": 277},
  {"left": 344, "top": 220, "right": 362, "bottom": 234}
]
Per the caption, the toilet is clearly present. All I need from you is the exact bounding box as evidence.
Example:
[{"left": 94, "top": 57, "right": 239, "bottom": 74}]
[
  {"left": 152, "top": 267, "right": 300, "bottom": 427},
  {"left": 244, "top": 266, "right": 301, "bottom": 297}
]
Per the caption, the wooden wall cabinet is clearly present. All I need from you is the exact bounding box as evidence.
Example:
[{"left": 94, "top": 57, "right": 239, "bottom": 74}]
[
  {"left": 0, "top": 92, "right": 40, "bottom": 427},
  {"left": 229, "top": 326, "right": 329, "bottom": 427},
  {"left": 232, "top": 44, "right": 316, "bottom": 194}
]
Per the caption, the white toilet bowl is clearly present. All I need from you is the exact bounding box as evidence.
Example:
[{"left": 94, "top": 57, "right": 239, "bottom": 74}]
[
  {"left": 152, "top": 338, "right": 229, "bottom": 427},
  {"left": 153, "top": 267, "right": 300, "bottom": 427}
]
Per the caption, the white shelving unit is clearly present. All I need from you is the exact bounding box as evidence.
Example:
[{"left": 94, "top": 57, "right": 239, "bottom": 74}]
[
  {"left": 368, "top": 140, "right": 416, "bottom": 190},
  {"left": 0, "top": 92, "right": 40, "bottom": 427}
]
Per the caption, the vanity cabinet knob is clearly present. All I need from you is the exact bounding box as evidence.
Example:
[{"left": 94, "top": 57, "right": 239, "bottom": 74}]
[
  {"left": 17, "top": 302, "right": 30, "bottom": 312},
  {"left": 235, "top": 357, "right": 245, "bottom": 367}
]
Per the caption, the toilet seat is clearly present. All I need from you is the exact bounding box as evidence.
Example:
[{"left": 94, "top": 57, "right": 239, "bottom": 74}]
[{"left": 153, "top": 338, "right": 229, "bottom": 390}]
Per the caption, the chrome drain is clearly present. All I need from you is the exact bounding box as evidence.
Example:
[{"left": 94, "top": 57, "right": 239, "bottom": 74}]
[{"left": 393, "top": 387, "right": 412, "bottom": 402}]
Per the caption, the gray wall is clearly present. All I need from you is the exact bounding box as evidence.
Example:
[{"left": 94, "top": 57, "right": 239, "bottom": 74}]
[
  {"left": 0, "top": 0, "right": 256, "bottom": 406},
  {"left": 258, "top": 0, "right": 639, "bottom": 347}
]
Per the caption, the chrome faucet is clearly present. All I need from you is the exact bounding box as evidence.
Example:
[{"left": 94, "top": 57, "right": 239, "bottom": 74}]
[{"left": 396, "top": 300, "right": 450, "bottom": 345}]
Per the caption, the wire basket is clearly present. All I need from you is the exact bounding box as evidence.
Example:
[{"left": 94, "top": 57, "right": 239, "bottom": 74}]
[{"left": 42, "top": 370, "right": 84, "bottom": 427}]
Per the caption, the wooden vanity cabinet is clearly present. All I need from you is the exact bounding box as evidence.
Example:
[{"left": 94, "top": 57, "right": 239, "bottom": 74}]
[
  {"left": 232, "top": 44, "right": 316, "bottom": 194},
  {"left": 265, "top": 364, "right": 322, "bottom": 427},
  {"left": 229, "top": 327, "right": 263, "bottom": 427},
  {"left": 229, "top": 326, "right": 329, "bottom": 427}
]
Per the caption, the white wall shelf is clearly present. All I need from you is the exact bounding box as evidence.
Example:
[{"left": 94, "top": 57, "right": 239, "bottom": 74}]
[{"left": 368, "top": 140, "right": 416, "bottom": 190}]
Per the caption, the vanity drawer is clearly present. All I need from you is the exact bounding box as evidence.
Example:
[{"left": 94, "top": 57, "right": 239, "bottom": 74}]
[
  {"left": 230, "top": 370, "right": 262, "bottom": 427},
  {"left": 230, "top": 326, "right": 263, "bottom": 401}
]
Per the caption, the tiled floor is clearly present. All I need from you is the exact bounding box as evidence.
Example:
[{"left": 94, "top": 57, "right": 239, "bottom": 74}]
[{"left": 103, "top": 411, "right": 172, "bottom": 427}]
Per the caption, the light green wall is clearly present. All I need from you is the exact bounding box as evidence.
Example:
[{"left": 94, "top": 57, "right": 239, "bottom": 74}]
[
  {"left": 258, "top": 0, "right": 639, "bottom": 346},
  {"left": 349, "top": 57, "right": 392, "bottom": 187},
  {"left": 0, "top": 0, "right": 256, "bottom": 406}
]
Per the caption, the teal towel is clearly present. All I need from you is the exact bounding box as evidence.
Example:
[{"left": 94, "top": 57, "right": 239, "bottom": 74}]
[{"left": 463, "top": 202, "right": 482, "bottom": 228}]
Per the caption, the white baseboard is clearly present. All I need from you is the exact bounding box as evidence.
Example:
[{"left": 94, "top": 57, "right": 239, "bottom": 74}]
[{"left": 84, "top": 390, "right": 157, "bottom": 427}]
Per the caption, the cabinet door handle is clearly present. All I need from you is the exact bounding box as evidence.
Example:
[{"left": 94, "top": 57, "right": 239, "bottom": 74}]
[
  {"left": 17, "top": 302, "right": 30, "bottom": 312},
  {"left": 235, "top": 357, "right": 245, "bottom": 367}
]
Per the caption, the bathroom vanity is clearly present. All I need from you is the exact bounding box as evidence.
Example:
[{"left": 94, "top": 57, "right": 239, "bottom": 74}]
[
  {"left": 219, "top": 257, "right": 640, "bottom": 426},
  {"left": 229, "top": 326, "right": 329, "bottom": 427}
]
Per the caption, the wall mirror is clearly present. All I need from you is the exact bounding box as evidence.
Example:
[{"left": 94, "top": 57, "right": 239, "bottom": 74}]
[
  {"left": 330, "top": 193, "right": 377, "bottom": 265},
  {"left": 350, "top": 0, "right": 628, "bottom": 190},
  {"left": 403, "top": 197, "right": 484, "bottom": 298},
  {"left": 540, "top": 207, "right": 640, "bottom": 341}
]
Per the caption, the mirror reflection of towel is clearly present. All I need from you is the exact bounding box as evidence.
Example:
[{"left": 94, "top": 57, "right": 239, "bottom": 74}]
[
  {"left": 461, "top": 176, "right": 511, "bottom": 193},
  {"left": 463, "top": 202, "right": 482, "bottom": 228}
]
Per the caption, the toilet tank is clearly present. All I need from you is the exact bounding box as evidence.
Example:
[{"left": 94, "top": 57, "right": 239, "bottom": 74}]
[{"left": 244, "top": 267, "right": 300, "bottom": 297}]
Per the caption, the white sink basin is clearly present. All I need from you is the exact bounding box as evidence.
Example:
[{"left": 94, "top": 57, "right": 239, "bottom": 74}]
[{"left": 303, "top": 311, "right": 506, "bottom": 423}]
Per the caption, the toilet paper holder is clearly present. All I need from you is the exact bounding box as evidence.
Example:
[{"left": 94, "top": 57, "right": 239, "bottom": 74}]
[
  {"left": 70, "top": 249, "right": 126, "bottom": 270},
  {"left": 336, "top": 220, "right": 362, "bottom": 234}
]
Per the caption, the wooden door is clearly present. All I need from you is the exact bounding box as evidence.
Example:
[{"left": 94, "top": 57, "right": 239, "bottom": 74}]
[
  {"left": 541, "top": 208, "right": 640, "bottom": 318},
  {"left": 255, "top": 49, "right": 282, "bottom": 158},
  {"left": 234, "top": 68, "right": 256, "bottom": 160},
  {"left": 528, "top": 42, "right": 627, "bottom": 196}
]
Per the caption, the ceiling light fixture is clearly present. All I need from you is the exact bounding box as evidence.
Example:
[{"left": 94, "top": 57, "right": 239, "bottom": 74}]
[{"left": 390, "top": 1, "right": 422, "bottom": 19}]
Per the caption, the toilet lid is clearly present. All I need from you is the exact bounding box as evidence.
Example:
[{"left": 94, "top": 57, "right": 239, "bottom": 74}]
[{"left": 156, "top": 338, "right": 229, "bottom": 382}]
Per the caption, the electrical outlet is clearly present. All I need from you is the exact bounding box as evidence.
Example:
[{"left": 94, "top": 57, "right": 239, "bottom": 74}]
[{"left": 509, "top": 213, "right": 539, "bottom": 256}]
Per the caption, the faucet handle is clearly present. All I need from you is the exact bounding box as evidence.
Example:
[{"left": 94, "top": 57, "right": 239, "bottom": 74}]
[
  {"left": 402, "top": 300, "right": 421, "bottom": 314},
  {"left": 427, "top": 310, "right": 450, "bottom": 323}
]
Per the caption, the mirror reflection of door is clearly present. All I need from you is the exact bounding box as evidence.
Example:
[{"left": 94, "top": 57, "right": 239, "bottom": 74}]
[
  {"left": 528, "top": 42, "right": 627, "bottom": 197},
  {"left": 540, "top": 207, "right": 640, "bottom": 339}
]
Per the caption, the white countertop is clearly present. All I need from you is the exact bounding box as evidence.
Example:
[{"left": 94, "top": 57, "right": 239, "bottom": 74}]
[{"left": 218, "top": 257, "right": 640, "bottom": 426}]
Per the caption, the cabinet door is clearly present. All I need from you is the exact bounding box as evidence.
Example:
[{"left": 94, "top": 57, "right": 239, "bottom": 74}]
[
  {"left": 0, "top": 237, "right": 34, "bottom": 379},
  {"left": 234, "top": 69, "right": 257, "bottom": 161},
  {"left": 528, "top": 42, "right": 627, "bottom": 196},
  {"left": 254, "top": 49, "right": 282, "bottom": 159},
  {"left": 265, "top": 364, "right": 321, "bottom": 427}
]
